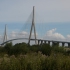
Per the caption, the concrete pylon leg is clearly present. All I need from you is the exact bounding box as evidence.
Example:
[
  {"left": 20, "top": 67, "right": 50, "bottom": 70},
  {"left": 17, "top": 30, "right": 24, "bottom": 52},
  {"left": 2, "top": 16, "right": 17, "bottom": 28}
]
[
  {"left": 52, "top": 42, "right": 54, "bottom": 46},
  {"left": 3, "top": 24, "right": 7, "bottom": 43},
  {"left": 38, "top": 40, "right": 40, "bottom": 45},
  {"left": 57, "top": 42, "right": 59, "bottom": 46},
  {"left": 52, "top": 42, "right": 59, "bottom": 46},
  {"left": 68, "top": 43, "right": 70, "bottom": 48},
  {"left": 62, "top": 43, "right": 65, "bottom": 47},
  {"left": 41, "top": 40, "right": 43, "bottom": 45},
  {"left": 44, "top": 41, "right": 46, "bottom": 44},
  {"left": 48, "top": 41, "right": 50, "bottom": 45}
]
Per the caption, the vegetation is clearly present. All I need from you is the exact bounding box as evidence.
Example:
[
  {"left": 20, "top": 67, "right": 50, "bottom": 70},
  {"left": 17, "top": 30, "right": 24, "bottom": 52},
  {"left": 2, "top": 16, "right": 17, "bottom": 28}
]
[{"left": 0, "top": 42, "right": 70, "bottom": 70}]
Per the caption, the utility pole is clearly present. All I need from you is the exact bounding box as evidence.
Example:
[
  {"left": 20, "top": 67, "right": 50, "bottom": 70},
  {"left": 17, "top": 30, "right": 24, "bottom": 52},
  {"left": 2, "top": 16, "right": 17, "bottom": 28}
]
[{"left": 28, "top": 6, "right": 37, "bottom": 45}]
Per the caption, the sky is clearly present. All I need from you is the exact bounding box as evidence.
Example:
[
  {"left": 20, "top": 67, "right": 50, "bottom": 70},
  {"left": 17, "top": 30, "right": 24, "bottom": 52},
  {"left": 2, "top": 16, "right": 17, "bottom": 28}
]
[
  {"left": 0, "top": 0, "right": 70, "bottom": 45},
  {"left": 0, "top": 0, "right": 70, "bottom": 22}
]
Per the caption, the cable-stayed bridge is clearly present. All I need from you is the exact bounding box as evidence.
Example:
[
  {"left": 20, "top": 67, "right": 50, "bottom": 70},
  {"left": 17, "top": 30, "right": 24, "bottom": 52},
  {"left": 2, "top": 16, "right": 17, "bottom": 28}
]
[{"left": 0, "top": 6, "right": 70, "bottom": 47}]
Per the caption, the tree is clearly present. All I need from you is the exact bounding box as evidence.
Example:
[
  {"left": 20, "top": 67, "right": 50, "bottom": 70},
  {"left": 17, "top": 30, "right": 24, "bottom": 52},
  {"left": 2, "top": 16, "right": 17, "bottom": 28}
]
[{"left": 41, "top": 44, "right": 51, "bottom": 55}]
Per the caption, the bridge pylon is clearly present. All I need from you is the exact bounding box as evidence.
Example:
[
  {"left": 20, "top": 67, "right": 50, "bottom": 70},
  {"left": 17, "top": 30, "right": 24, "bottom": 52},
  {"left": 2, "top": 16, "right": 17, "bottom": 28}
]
[
  {"left": 28, "top": 6, "right": 37, "bottom": 45},
  {"left": 3, "top": 24, "right": 7, "bottom": 43}
]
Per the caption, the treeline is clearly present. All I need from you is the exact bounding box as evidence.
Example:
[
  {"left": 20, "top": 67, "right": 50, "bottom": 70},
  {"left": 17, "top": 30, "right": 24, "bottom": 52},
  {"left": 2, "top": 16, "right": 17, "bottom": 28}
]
[{"left": 0, "top": 42, "right": 70, "bottom": 56}]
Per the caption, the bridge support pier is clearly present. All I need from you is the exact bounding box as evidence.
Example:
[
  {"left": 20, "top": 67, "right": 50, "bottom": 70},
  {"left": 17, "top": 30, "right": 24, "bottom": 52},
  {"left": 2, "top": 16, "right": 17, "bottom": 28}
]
[
  {"left": 52, "top": 42, "right": 59, "bottom": 46},
  {"left": 68, "top": 43, "right": 70, "bottom": 48},
  {"left": 41, "top": 40, "right": 43, "bottom": 45},
  {"left": 62, "top": 43, "right": 65, "bottom": 47},
  {"left": 52, "top": 42, "right": 54, "bottom": 46},
  {"left": 38, "top": 40, "right": 40, "bottom": 45},
  {"left": 44, "top": 41, "right": 46, "bottom": 44},
  {"left": 48, "top": 41, "right": 50, "bottom": 45}
]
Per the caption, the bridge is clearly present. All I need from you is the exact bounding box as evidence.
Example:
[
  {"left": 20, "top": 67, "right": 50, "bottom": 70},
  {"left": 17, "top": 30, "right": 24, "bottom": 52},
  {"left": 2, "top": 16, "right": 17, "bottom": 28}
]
[
  {"left": 1, "top": 37, "right": 70, "bottom": 47},
  {"left": 1, "top": 6, "right": 70, "bottom": 47}
]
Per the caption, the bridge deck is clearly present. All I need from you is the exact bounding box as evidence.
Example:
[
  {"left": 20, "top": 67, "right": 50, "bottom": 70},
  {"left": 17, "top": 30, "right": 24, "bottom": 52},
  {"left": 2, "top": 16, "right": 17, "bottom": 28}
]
[{"left": 1, "top": 38, "right": 70, "bottom": 45}]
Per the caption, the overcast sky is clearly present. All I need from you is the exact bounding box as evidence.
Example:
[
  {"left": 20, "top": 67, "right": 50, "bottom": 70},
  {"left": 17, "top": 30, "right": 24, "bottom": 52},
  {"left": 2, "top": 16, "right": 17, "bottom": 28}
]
[{"left": 0, "top": 0, "right": 70, "bottom": 22}]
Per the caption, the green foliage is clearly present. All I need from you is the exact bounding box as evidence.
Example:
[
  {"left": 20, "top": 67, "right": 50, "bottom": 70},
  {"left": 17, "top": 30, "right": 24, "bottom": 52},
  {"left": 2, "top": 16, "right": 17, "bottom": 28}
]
[
  {"left": 0, "top": 53, "right": 70, "bottom": 70},
  {"left": 52, "top": 46, "right": 65, "bottom": 53},
  {"left": 0, "top": 42, "right": 70, "bottom": 70},
  {"left": 4, "top": 42, "right": 12, "bottom": 54},
  {"left": 0, "top": 42, "right": 67, "bottom": 56},
  {"left": 41, "top": 43, "right": 51, "bottom": 55},
  {"left": 30, "top": 45, "right": 40, "bottom": 52},
  {"left": 11, "top": 42, "right": 30, "bottom": 55}
]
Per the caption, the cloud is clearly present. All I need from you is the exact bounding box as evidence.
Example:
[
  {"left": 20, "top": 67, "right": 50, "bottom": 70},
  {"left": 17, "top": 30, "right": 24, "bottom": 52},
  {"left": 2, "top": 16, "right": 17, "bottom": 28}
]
[
  {"left": 8, "top": 31, "right": 38, "bottom": 40},
  {"left": 0, "top": 28, "right": 70, "bottom": 45},
  {"left": 66, "top": 35, "right": 70, "bottom": 41},
  {"left": 7, "top": 28, "right": 66, "bottom": 42},
  {"left": 67, "top": 35, "right": 70, "bottom": 38},
  {"left": 43, "top": 28, "right": 65, "bottom": 41},
  {"left": 19, "top": 31, "right": 28, "bottom": 36},
  {"left": 6, "top": 31, "right": 38, "bottom": 45},
  {"left": 9, "top": 31, "right": 28, "bottom": 39},
  {"left": 11, "top": 31, "right": 17, "bottom": 38}
]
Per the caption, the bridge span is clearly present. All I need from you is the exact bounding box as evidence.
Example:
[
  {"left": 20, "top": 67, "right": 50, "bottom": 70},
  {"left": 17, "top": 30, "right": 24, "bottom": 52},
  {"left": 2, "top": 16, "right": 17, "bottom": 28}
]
[{"left": 1, "top": 38, "right": 70, "bottom": 47}]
